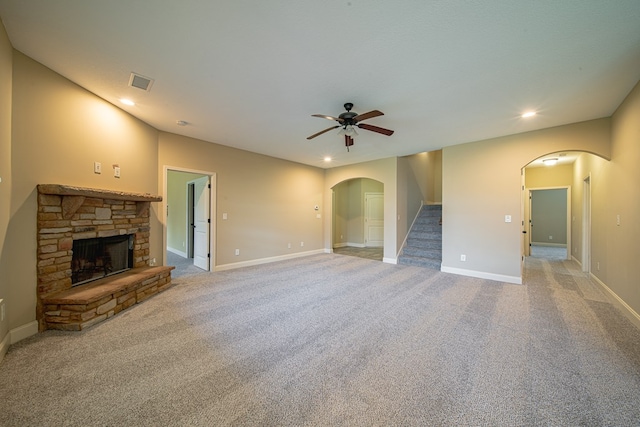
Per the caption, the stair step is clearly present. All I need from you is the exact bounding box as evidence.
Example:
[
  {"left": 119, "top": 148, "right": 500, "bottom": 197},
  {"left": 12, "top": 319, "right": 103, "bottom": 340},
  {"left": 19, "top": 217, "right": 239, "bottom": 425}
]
[
  {"left": 406, "top": 237, "right": 441, "bottom": 248},
  {"left": 397, "top": 255, "right": 441, "bottom": 270},
  {"left": 402, "top": 246, "right": 441, "bottom": 258},
  {"left": 408, "top": 232, "right": 442, "bottom": 242}
]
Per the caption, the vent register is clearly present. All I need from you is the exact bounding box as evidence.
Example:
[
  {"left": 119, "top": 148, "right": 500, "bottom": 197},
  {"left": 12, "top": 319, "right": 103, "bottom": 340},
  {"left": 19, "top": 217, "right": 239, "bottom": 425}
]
[{"left": 128, "top": 72, "right": 154, "bottom": 91}]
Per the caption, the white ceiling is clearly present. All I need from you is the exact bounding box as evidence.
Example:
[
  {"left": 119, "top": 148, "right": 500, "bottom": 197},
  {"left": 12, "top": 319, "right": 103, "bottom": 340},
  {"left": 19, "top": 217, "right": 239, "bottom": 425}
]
[{"left": 1, "top": 1, "right": 639, "bottom": 169}]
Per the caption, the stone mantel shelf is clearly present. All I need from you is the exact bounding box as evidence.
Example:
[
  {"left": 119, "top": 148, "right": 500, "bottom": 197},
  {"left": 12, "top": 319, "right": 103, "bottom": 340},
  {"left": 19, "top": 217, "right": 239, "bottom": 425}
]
[{"left": 38, "top": 184, "right": 162, "bottom": 202}]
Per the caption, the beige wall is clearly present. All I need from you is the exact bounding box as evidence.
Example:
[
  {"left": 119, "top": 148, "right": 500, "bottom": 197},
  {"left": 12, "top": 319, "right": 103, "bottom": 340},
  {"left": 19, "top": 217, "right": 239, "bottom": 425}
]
[
  {"left": 6, "top": 51, "right": 160, "bottom": 331},
  {"left": 525, "top": 163, "right": 573, "bottom": 188},
  {"left": 442, "top": 118, "right": 611, "bottom": 282},
  {"left": 158, "top": 132, "right": 325, "bottom": 267},
  {"left": 599, "top": 80, "right": 640, "bottom": 315},
  {"left": 325, "top": 158, "right": 398, "bottom": 261},
  {"left": 571, "top": 152, "right": 609, "bottom": 265},
  {"left": 0, "top": 20, "right": 12, "bottom": 346},
  {"left": 427, "top": 150, "right": 443, "bottom": 204}
]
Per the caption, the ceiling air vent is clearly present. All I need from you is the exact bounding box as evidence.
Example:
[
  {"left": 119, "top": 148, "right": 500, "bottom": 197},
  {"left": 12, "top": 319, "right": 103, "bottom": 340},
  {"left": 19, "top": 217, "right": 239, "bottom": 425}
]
[{"left": 128, "top": 72, "right": 154, "bottom": 91}]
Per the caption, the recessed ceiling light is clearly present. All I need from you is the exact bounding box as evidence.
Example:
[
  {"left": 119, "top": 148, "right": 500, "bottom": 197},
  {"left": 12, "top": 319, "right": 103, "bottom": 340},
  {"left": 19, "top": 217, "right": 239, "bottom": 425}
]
[
  {"left": 522, "top": 111, "right": 536, "bottom": 118},
  {"left": 176, "top": 120, "right": 189, "bottom": 126},
  {"left": 120, "top": 98, "right": 135, "bottom": 106},
  {"left": 324, "top": 156, "right": 332, "bottom": 162},
  {"left": 543, "top": 158, "right": 558, "bottom": 166}
]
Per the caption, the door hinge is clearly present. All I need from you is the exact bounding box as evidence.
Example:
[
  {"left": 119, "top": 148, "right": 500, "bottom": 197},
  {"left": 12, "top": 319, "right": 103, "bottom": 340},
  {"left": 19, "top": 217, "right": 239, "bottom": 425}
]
[
  {"left": 208, "top": 183, "right": 211, "bottom": 189},
  {"left": 208, "top": 218, "right": 211, "bottom": 223},
  {"left": 207, "top": 253, "right": 210, "bottom": 258}
]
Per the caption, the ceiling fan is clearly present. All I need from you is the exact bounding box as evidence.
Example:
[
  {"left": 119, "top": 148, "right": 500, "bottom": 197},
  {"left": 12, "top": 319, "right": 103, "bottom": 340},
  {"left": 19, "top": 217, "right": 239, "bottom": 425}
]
[{"left": 307, "top": 102, "right": 394, "bottom": 151}]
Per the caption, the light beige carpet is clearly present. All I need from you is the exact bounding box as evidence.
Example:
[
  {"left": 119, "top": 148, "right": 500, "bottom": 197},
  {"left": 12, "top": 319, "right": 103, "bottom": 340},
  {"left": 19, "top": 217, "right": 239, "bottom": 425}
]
[{"left": 1, "top": 253, "right": 639, "bottom": 425}]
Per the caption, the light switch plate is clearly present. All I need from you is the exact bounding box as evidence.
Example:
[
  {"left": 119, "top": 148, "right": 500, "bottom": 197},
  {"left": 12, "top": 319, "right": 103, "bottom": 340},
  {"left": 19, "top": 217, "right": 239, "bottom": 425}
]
[
  {"left": 94, "top": 162, "right": 102, "bottom": 174},
  {"left": 505, "top": 215, "right": 512, "bottom": 223}
]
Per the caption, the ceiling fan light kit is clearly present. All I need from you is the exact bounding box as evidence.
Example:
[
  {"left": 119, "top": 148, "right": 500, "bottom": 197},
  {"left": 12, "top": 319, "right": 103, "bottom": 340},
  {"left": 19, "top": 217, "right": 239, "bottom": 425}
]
[{"left": 308, "top": 102, "right": 394, "bottom": 151}]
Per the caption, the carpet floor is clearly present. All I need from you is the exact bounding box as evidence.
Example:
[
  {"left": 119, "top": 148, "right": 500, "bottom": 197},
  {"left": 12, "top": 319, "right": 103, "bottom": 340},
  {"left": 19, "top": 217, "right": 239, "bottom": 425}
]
[{"left": 1, "top": 253, "right": 639, "bottom": 426}]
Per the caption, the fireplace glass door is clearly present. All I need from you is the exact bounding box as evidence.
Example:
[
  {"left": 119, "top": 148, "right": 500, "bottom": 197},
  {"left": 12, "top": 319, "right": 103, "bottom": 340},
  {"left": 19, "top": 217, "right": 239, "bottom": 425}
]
[{"left": 71, "top": 234, "right": 134, "bottom": 286}]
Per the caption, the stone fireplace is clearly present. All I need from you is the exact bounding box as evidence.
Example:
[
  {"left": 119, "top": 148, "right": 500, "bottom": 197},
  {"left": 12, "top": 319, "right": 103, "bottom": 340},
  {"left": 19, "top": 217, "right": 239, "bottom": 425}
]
[{"left": 36, "top": 184, "right": 174, "bottom": 331}]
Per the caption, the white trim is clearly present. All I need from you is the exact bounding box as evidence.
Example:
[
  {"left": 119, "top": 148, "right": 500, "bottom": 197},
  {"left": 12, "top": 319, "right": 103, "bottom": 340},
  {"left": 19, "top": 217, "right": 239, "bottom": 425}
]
[
  {"left": 590, "top": 273, "right": 640, "bottom": 330},
  {"left": 332, "top": 242, "right": 347, "bottom": 248},
  {"left": 441, "top": 266, "right": 522, "bottom": 285},
  {"left": 0, "top": 331, "right": 9, "bottom": 364},
  {"left": 163, "top": 165, "right": 217, "bottom": 272},
  {"left": 167, "top": 247, "right": 188, "bottom": 258},
  {"left": 1, "top": 321, "right": 39, "bottom": 365},
  {"left": 215, "top": 249, "right": 325, "bottom": 271},
  {"left": 383, "top": 257, "right": 397, "bottom": 264},
  {"left": 10, "top": 321, "right": 38, "bottom": 344},
  {"left": 345, "top": 242, "right": 366, "bottom": 248},
  {"left": 530, "top": 242, "right": 567, "bottom": 248}
]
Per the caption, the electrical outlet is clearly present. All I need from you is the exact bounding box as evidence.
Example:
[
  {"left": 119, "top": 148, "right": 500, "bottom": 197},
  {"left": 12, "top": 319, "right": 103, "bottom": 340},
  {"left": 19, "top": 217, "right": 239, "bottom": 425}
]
[
  {"left": 114, "top": 166, "right": 121, "bottom": 178},
  {"left": 597, "top": 262, "right": 600, "bottom": 271},
  {"left": 549, "top": 235, "right": 553, "bottom": 240},
  {"left": 94, "top": 161, "right": 102, "bottom": 174},
  {"left": 460, "top": 254, "right": 466, "bottom": 262},
  {"left": 0, "top": 299, "right": 5, "bottom": 322},
  {"left": 235, "top": 249, "right": 240, "bottom": 256},
  {"left": 287, "top": 243, "right": 291, "bottom": 249},
  {"left": 300, "top": 241, "right": 304, "bottom": 247}
]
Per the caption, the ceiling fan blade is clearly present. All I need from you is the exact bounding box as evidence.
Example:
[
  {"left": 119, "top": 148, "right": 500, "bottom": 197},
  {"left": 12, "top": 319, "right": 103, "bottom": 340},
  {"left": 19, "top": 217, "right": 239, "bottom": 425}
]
[
  {"left": 312, "top": 114, "right": 344, "bottom": 123},
  {"left": 307, "top": 125, "right": 340, "bottom": 140},
  {"left": 354, "top": 110, "right": 384, "bottom": 122},
  {"left": 357, "top": 123, "right": 394, "bottom": 136}
]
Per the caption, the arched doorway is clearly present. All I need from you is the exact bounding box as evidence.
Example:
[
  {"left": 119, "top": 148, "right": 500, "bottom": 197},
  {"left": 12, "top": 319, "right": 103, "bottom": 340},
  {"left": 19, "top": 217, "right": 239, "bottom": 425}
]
[
  {"left": 521, "top": 151, "right": 608, "bottom": 273},
  {"left": 332, "top": 177, "right": 384, "bottom": 261}
]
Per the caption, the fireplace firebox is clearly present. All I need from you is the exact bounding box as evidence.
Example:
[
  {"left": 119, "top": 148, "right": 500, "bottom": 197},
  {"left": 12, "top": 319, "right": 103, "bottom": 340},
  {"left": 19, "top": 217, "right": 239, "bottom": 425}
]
[{"left": 71, "top": 235, "right": 134, "bottom": 286}]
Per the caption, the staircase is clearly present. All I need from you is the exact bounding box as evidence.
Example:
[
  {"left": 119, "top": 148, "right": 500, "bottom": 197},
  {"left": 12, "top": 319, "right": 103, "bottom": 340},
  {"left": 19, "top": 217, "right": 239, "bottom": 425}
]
[{"left": 398, "top": 204, "right": 442, "bottom": 270}]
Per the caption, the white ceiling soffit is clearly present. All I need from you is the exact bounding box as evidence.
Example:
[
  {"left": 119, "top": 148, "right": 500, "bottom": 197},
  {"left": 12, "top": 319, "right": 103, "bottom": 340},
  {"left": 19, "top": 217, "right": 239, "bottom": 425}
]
[{"left": 1, "top": 1, "right": 639, "bottom": 168}]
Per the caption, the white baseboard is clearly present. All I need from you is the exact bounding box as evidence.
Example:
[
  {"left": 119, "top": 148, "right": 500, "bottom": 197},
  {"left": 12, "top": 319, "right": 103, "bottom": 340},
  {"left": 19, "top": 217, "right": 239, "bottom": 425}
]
[
  {"left": 0, "top": 331, "right": 9, "bottom": 364},
  {"left": 440, "top": 265, "right": 522, "bottom": 285},
  {"left": 590, "top": 273, "right": 640, "bottom": 330},
  {"left": 347, "top": 242, "right": 366, "bottom": 248},
  {"left": 215, "top": 249, "right": 325, "bottom": 271},
  {"left": 383, "top": 257, "right": 397, "bottom": 264},
  {"left": 167, "top": 247, "right": 188, "bottom": 258},
  {"left": 0, "top": 320, "right": 38, "bottom": 365},
  {"left": 11, "top": 321, "right": 38, "bottom": 344}
]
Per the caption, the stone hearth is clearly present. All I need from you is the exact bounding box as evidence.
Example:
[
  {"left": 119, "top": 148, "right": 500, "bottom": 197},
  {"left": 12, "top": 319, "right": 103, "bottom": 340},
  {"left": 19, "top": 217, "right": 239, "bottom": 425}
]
[{"left": 36, "top": 184, "right": 172, "bottom": 331}]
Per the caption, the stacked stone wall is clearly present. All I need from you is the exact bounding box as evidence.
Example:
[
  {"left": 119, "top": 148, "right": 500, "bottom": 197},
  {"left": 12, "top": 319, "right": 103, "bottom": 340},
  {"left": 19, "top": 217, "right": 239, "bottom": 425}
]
[{"left": 36, "top": 185, "right": 164, "bottom": 331}]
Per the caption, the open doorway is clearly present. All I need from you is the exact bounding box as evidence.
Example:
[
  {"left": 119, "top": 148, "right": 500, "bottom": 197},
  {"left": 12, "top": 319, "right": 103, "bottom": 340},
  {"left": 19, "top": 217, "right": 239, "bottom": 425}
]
[
  {"left": 527, "top": 187, "right": 571, "bottom": 261},
  {"left": 332, "top": 178, "right": 384, "bottom": 261},
  {"left": 165, "top": 167, "right": 216, "bottom": 272}
]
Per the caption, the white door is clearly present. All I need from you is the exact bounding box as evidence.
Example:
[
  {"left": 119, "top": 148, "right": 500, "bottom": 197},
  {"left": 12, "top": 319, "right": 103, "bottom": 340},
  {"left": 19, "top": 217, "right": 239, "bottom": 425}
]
[
  {"left": 193, "top": 176, "right": 210, "bottom": 271},
  {"left": 365, "top": 192, "right": 384, "bottom": 247}
]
